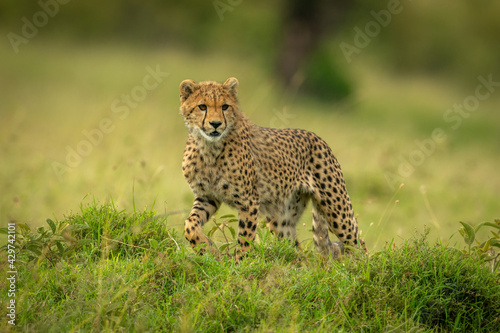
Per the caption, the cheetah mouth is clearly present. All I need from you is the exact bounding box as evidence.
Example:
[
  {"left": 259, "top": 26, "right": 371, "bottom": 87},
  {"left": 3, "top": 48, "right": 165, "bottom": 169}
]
[
  {"left": 198, "top": 127, "right": 228, "bottom": 142},
  {"left": 206, "top": 131, "right": 221, "bottom": 137}
]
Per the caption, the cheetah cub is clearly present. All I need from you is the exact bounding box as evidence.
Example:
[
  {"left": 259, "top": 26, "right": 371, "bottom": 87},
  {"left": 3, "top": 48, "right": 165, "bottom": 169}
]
[{"left": 179, "top": 77, "right": 365, "bottom": 260}]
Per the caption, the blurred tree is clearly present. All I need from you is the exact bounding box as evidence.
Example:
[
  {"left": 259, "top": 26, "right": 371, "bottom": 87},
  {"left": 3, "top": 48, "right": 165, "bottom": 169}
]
[
  {"left": 1, "top": 0, "right": 498, "bottom": 87},
  {"left": 276, "top": 0, "right": 351, "bottom": 95}
]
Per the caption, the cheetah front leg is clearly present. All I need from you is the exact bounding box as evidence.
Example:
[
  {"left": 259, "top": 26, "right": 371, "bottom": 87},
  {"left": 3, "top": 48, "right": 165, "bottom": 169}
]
[
  {"left": 184, "top": 197, "right": 220, "bottom": 255},
  {"left": 235, "top": 197, "right": 260, "bottom": 262}
]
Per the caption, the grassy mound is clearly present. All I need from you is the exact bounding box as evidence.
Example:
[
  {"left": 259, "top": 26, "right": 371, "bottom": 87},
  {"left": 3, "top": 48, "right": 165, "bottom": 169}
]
[{"left": 1, "top": 203, "right": 499, "bottom": 332}]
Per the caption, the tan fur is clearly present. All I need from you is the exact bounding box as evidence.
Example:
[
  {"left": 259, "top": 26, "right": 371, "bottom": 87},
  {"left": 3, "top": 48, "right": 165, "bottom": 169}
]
[{"left": 179, "top": 77, "right": 365, "bottom": 260}]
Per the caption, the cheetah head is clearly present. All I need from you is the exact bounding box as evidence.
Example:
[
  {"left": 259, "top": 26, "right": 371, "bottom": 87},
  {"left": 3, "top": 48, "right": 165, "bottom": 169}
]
[{"left": 179, "top": 77, "right": 239, "bottom": 142}]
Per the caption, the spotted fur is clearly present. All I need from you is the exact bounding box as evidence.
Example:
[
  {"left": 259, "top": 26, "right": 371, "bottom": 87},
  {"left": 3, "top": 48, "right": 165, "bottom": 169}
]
[{"left": 179, "top": 77, "right": 365, "bottom": 260}]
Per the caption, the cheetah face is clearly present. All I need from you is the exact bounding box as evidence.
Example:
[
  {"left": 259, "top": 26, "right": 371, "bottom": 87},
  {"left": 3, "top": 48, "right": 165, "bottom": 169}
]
[{"left": 179, "top": 77, "right": 239, "bottom": 142}]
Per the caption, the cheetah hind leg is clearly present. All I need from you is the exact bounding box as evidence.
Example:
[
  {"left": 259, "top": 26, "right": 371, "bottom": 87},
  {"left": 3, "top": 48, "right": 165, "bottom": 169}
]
[
  {"left": 266, "top": 217, "right": 302, "bottom": 249},
  {"left": 312, "top": 206, "right": 345, "bottom": 259},
  {"left": 265, "top": 192, "right": 309, "bottom": 248}
]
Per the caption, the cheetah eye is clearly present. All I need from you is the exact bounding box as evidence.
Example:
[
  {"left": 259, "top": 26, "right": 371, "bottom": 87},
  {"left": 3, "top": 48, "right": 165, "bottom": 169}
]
[
  {"left": 221, "top": 104, "right": 229, "bottom": 111},
  {"left": 198, "top": 104, "right": 207, "bottom": 111}
]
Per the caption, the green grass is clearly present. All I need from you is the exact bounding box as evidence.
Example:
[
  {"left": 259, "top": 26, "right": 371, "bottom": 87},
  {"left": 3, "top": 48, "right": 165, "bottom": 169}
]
[{"left": 1, "top": 203, "right": 499, "bottom": 332}]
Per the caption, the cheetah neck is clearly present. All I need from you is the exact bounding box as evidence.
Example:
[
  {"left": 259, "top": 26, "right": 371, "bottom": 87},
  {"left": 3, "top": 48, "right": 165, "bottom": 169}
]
[
  {"left": 190, "top": 111, "right": 250, "bottom": 166},
  {"left": 195, "top": 137, "right": 224, "bottom": 165}
]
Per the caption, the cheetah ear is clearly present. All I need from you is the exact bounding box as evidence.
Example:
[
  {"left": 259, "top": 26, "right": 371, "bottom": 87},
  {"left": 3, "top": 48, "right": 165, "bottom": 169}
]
[
  {"left": 179, "top": 79, "right": 197, "bottom": 102},
  {"left": 223, "top": 77, "right": 239, "bottom": 97}
]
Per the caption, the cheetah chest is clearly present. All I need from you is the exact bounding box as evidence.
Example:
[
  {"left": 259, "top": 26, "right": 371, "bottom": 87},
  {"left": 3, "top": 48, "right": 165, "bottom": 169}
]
[{"left": 183, "top": 149, "right": 252, "bottom": 207}]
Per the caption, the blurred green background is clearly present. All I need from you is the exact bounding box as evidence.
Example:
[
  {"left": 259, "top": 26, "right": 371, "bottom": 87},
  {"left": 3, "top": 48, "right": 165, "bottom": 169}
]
[{"left": 1, "top": 0, "right": 499, "bottom": 251}]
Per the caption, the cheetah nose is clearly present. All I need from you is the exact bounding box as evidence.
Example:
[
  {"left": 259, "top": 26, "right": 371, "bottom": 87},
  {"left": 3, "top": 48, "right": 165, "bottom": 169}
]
[{"left": 210, "top": 121, "right": 222, "bottom": 129}]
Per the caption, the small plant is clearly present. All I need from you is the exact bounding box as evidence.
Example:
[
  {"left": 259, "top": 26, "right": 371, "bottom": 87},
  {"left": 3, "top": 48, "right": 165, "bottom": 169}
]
[
  {"left": 0, "top": 218, "right": 89, "bottom": 265},
  {"left": 205, "top": 214, "right": 305, "bottom": 263},
  {"left": 458, "top": 219, "right": 500, "bottom": 273},
  {"left": 206, "top": 214, "right": 240, "bottom": 255},
  {"left": 206, "top": 214, "right": 273, "bottom": 258}
]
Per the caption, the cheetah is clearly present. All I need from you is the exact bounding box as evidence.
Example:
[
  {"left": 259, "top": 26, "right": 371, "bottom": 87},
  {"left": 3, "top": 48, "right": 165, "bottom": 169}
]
[{"left": 179, "top": 77, "right": 365, "bottom": 260}]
